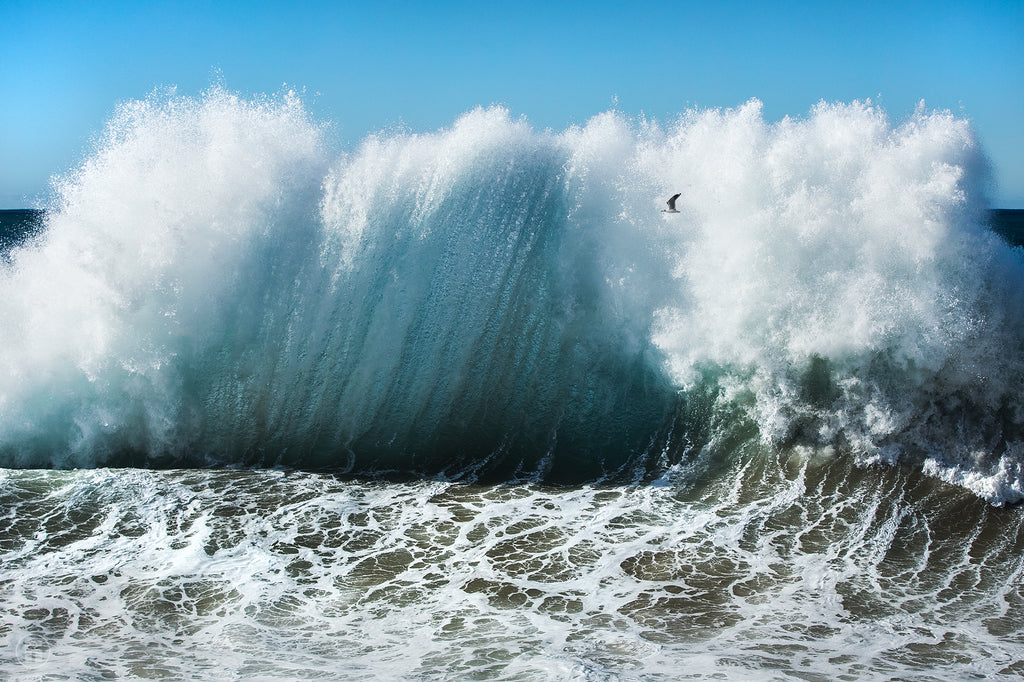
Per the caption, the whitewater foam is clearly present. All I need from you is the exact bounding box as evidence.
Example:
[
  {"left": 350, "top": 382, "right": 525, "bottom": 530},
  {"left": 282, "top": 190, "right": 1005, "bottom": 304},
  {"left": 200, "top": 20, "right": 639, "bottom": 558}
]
[
  {"left": 2, "top": 88, "right": 1024, "bottom": 502},
  {"left": 2, "top": 461, "right": 1022, "bottom": 679}
]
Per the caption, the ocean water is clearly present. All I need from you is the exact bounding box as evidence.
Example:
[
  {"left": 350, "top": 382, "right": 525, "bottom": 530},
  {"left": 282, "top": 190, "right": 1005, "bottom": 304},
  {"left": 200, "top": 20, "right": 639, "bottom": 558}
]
[{"left": 2, "top": 89, "right": 1024, "bottom": 679}]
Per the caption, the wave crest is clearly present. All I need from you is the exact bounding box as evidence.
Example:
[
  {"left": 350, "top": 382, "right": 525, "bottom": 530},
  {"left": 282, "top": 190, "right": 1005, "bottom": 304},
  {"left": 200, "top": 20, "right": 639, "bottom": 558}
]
[{"left": 2, "top": 90, "right": 1023, "bottom": 501}]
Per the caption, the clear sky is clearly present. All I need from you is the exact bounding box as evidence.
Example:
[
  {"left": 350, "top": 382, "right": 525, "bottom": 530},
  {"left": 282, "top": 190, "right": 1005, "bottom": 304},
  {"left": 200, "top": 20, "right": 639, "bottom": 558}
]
[{"left": 2, "top": 0, "right": 1022, "bottom": 208}]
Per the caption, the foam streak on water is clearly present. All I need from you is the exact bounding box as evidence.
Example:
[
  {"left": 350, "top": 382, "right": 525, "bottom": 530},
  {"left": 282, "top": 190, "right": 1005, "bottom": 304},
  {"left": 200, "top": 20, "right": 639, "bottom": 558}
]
[{"left": 1, "top": 464, "right": 1022, "bottom": 680}]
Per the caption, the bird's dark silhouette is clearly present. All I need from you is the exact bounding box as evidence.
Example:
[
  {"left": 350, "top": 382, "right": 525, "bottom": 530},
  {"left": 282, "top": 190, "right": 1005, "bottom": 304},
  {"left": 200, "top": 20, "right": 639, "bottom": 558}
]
[{"left": 662, "top": 193, "right": 681, "bottom": 213}]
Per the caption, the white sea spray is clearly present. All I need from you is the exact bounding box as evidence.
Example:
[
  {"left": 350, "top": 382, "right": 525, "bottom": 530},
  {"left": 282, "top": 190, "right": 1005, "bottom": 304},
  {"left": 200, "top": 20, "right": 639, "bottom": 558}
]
[{"left": 1, "top": 89, "right": 1023, "bottom": 502}]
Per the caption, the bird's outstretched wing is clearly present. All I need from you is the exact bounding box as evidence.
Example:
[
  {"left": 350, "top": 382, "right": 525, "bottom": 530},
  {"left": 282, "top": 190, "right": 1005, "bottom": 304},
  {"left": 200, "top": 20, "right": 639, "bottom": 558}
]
[{"left": 667, "top": 193, "right": 681, "bottom": 210}]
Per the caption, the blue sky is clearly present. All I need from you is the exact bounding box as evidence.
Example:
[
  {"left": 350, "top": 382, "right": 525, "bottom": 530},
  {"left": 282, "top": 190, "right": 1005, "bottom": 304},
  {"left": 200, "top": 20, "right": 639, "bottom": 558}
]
[{"left": 2, "top": 0, "right": 1022, "bottom": 208}]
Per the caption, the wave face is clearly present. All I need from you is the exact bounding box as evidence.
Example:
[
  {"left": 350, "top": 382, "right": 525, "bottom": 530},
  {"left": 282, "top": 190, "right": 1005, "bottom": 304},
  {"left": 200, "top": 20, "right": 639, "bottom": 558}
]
[{"left": 2, "top": 89, "right": 1024, "bottom": 501}]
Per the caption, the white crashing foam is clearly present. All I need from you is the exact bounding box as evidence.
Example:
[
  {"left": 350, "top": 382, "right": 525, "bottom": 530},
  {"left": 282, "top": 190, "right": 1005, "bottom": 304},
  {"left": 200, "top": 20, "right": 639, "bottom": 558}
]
[
  {"left": 2, "top": 89, "right": 1023, "bottom": 502},
  {"left": 1, "top": 467, "right": 1022, "bottom": 679},
  {"left": 641, "top": 100, "right": 1024, "bottom": 505},
  {"left": 0, "top": 88, "right": 329, "bottom": 465}
]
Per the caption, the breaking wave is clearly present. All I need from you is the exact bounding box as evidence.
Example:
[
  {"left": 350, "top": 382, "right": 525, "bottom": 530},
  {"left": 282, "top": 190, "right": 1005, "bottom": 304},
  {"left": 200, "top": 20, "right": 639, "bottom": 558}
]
[{"left": 2, "top": 88, "right": 1023, "bottom": 502}]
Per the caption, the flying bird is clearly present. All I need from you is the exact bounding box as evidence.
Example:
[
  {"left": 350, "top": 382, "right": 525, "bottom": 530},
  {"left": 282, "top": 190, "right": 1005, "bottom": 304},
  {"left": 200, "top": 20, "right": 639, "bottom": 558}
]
[{"left": 662, "top": 193, "right": 681, "bottom": 213}]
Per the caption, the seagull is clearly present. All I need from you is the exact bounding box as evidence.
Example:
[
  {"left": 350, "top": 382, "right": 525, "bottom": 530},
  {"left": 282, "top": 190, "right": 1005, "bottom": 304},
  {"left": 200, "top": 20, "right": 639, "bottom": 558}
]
[{"left": 662, "top": 193, "right": 681, "bottom": 213}]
